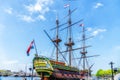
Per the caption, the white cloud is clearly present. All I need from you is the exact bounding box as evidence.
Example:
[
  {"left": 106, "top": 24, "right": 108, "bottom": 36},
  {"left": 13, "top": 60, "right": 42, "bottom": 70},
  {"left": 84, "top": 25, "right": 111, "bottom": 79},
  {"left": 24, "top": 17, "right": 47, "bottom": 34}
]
[
  {"left": 87, "top": 27, "right": 92, "bottom": 31},
  {"left": 19, "top": 15, "right": 35, "bottom": 22},
  {"left": 0, "top": 49, "right": 7, "bottom": 61},
  {"left": 0, "top": 60, "right": 22, "bottom": 71},
  {"left": 114, "top": 46, "right": 120, "bottom": 51},
  {"left": 0, "top": 47, "right": 19, "bottom": 70},
  {"left": 0, "top": 50, "right": 24, "bottom": 71},
  {"left": 92, "top": 29, "right": 106, "bottom": 36},
  {"left": 26, "top": 0, "right": 53, "bottom": 14},
  {"left": 37, "top": 15, "right": 46, "bottom": 21},
  {"left": 94, "top": 2, "right": 104, "bottom": 9},
  {"left": 24, "top": 0, "right": 53, "bottom": 21},
  {"left": 2, "top": 60, "right": 18, "bottom": 65},
  {"left": 4, "top": 8, "right": 13, "bottom": 14}
]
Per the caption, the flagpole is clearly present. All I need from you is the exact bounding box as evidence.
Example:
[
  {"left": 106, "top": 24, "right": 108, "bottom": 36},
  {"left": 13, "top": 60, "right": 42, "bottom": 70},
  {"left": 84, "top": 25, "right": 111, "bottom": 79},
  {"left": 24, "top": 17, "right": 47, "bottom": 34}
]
[
  {"left": 32, "top": 39, "right": 38, "bottom": 80},
  {"left": 33, "top": 39, "right": 38, "bottom": 56},
  {"left": 31, "top": 67, "right": 34, "bottom": 80}
]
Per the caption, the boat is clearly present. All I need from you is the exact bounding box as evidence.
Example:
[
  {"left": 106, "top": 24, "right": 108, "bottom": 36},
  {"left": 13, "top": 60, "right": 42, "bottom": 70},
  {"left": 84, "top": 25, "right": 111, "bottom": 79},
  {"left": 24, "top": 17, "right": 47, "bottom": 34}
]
[{"left": 32, "top": 4, "right": 95, "bottom": 80}]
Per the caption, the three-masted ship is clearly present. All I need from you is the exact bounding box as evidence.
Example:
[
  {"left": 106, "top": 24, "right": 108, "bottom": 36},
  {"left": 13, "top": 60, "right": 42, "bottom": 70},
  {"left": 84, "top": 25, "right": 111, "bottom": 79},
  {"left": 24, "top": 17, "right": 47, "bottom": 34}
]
[{"left": 33, "top": 5, "right": 93, "bottom": 80}]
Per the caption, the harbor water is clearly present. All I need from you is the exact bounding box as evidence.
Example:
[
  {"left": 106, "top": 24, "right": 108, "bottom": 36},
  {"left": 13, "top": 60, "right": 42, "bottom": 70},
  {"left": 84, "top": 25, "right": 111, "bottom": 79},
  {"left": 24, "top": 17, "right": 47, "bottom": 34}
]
[{"left": 0, "top": 76, "right": 41, "bottom": 80}]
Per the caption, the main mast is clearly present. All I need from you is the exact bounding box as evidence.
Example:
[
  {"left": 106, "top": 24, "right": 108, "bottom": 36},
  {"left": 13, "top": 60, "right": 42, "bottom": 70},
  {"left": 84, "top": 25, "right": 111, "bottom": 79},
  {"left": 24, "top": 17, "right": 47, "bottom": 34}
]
[
  {"left": 52, "top": 15, "right": 62, "bottom": 61},
  {"left": 65, "top": 7, "right": 74, "bottom": 66}
]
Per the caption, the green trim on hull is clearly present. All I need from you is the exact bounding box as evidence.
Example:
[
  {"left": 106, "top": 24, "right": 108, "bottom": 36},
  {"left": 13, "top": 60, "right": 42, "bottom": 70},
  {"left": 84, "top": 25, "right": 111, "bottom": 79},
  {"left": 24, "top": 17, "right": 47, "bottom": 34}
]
[
  {"left": 33, "top": 56, "right": 80, "bottom": 78},
  {"left": 33, "top": 57, "right": 53, "bottom": 77}
]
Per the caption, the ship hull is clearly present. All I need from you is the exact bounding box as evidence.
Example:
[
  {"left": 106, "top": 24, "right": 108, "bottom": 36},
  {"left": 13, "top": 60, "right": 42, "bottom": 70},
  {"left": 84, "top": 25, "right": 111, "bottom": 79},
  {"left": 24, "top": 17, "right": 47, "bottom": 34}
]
[{"left": 33, "top": 56, "right": 83, "bottom": 80}]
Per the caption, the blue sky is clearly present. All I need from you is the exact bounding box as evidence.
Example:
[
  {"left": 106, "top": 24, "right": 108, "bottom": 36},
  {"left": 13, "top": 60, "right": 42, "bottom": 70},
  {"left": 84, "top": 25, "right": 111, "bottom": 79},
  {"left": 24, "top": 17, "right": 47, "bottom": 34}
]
[{"left": 0, "top": 0, "right": 120, "bottom": 74}]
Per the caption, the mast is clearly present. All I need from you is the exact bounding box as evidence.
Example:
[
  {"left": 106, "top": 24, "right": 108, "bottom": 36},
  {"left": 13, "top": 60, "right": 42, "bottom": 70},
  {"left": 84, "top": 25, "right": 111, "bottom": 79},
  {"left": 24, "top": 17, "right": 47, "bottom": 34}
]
[
  {"left": 80, "top": 24, "right": 88, "bottom": 70},
  {"left": 79, "top": 24, "right": 95, "bottom": 78},
  {"left": 52, "top": 15, "right": 62, "bottom": 61},
  {"left": 65, "top": 7, "right": 74, "bottom": 66}
]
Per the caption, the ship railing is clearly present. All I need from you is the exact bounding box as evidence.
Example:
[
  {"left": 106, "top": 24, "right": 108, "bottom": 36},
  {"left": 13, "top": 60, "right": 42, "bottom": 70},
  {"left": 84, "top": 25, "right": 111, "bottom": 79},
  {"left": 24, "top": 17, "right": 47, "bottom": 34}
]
[
  {"left": 38, "top": 55, "right": 65, "bottom": 63},
  {"left": 37, "top": 55, "right": 51, "bottom": 59}
]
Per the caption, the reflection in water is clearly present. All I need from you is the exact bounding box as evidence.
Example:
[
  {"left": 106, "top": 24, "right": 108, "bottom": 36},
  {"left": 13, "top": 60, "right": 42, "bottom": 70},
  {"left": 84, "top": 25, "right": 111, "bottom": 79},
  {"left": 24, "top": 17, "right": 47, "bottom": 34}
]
[{"left": 0, "top": 76, "right": 41, "bottom": 80}]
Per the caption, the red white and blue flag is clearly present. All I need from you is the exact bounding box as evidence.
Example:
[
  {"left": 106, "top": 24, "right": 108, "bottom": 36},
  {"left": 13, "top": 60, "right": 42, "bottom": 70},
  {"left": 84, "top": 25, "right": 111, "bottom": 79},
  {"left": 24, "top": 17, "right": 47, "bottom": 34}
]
[
  {"left": 26, "top": 40, "right": 34, "bottom": 56},
  {"left": 64, "top": 4, "right": 70, "bottom": 8}
]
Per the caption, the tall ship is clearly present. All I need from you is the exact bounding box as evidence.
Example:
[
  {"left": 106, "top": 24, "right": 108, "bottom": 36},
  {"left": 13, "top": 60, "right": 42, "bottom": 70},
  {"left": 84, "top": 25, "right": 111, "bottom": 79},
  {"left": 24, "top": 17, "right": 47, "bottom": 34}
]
[{"left": 32, "top": 4, "right": 96, "bottom": 80}]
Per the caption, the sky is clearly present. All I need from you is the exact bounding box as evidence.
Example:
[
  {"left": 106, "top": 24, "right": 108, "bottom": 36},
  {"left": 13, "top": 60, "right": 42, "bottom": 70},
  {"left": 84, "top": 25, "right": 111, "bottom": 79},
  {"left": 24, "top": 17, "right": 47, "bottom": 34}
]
[{"left": 0, "top": 0, "right": 120, "bottom": 74}]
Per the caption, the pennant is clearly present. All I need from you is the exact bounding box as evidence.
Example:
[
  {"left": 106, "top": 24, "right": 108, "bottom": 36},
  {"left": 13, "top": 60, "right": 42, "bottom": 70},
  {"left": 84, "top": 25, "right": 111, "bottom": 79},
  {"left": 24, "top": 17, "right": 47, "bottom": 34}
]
[
  {"left": 64, "top": 4, "right": 70, "bottom": 8},
  {"left": 80, "top": 23, "right": 84, "bottom": 27},
  {"left": 26, "top": 40, "right": 34, "bottom": 56}
]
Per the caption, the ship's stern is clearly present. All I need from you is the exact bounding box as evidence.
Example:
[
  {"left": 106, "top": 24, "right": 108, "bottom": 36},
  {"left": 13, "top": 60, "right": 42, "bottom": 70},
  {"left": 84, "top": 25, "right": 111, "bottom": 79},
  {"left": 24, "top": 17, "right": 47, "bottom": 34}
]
[{"left": 33, "top": 56, "right": 53, "bottom": 80}]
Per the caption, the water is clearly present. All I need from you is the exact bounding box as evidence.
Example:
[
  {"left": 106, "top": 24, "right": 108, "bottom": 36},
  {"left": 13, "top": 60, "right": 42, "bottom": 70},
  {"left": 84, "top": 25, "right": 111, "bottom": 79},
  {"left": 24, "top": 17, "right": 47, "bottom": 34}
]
[{"left": 0, "top": 76, "right": 41, "bottom": 80}]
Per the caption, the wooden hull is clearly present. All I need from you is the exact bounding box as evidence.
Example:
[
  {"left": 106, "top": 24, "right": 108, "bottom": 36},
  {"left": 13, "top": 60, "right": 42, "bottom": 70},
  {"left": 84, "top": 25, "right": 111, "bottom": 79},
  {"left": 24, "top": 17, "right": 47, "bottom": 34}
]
[
  {"left": 33, "top": 57, "right": 85, "bottom": 80},
  {"left": 41, "top": 75, "right": 80, "bottom": 80}
]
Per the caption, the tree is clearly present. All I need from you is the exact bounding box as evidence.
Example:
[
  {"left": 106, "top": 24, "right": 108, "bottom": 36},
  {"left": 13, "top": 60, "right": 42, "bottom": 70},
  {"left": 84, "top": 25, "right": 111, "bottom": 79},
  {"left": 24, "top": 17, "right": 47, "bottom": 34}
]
[
  {"left": 96, "top": 69, "right": 104, "bottom": 77},
  {"left": 96, "top": 69, "right": 112, "bottom": 79}
]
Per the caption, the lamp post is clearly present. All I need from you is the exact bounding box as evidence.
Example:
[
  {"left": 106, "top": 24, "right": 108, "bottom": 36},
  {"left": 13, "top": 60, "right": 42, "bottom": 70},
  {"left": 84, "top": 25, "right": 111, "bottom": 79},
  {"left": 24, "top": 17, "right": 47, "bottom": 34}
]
[
  {"left": 29, "top": 67, "right": 34, "bottom": 80},
  {"left": 109, "top": 61, "right": 114, "bottom": 80}
]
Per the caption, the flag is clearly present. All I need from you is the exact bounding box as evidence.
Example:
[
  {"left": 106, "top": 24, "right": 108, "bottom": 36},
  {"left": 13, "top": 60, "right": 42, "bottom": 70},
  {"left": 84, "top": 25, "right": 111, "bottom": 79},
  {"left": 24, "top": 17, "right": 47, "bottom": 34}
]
[
  {"left": 80, "top": 23, "right": 84, "bottom": 27},
  {"left": 26, "top": 40, "right": 34, "bottom": 56},
  {"left": 64, "top": 4, "right": 70, "bottom": 8}
]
